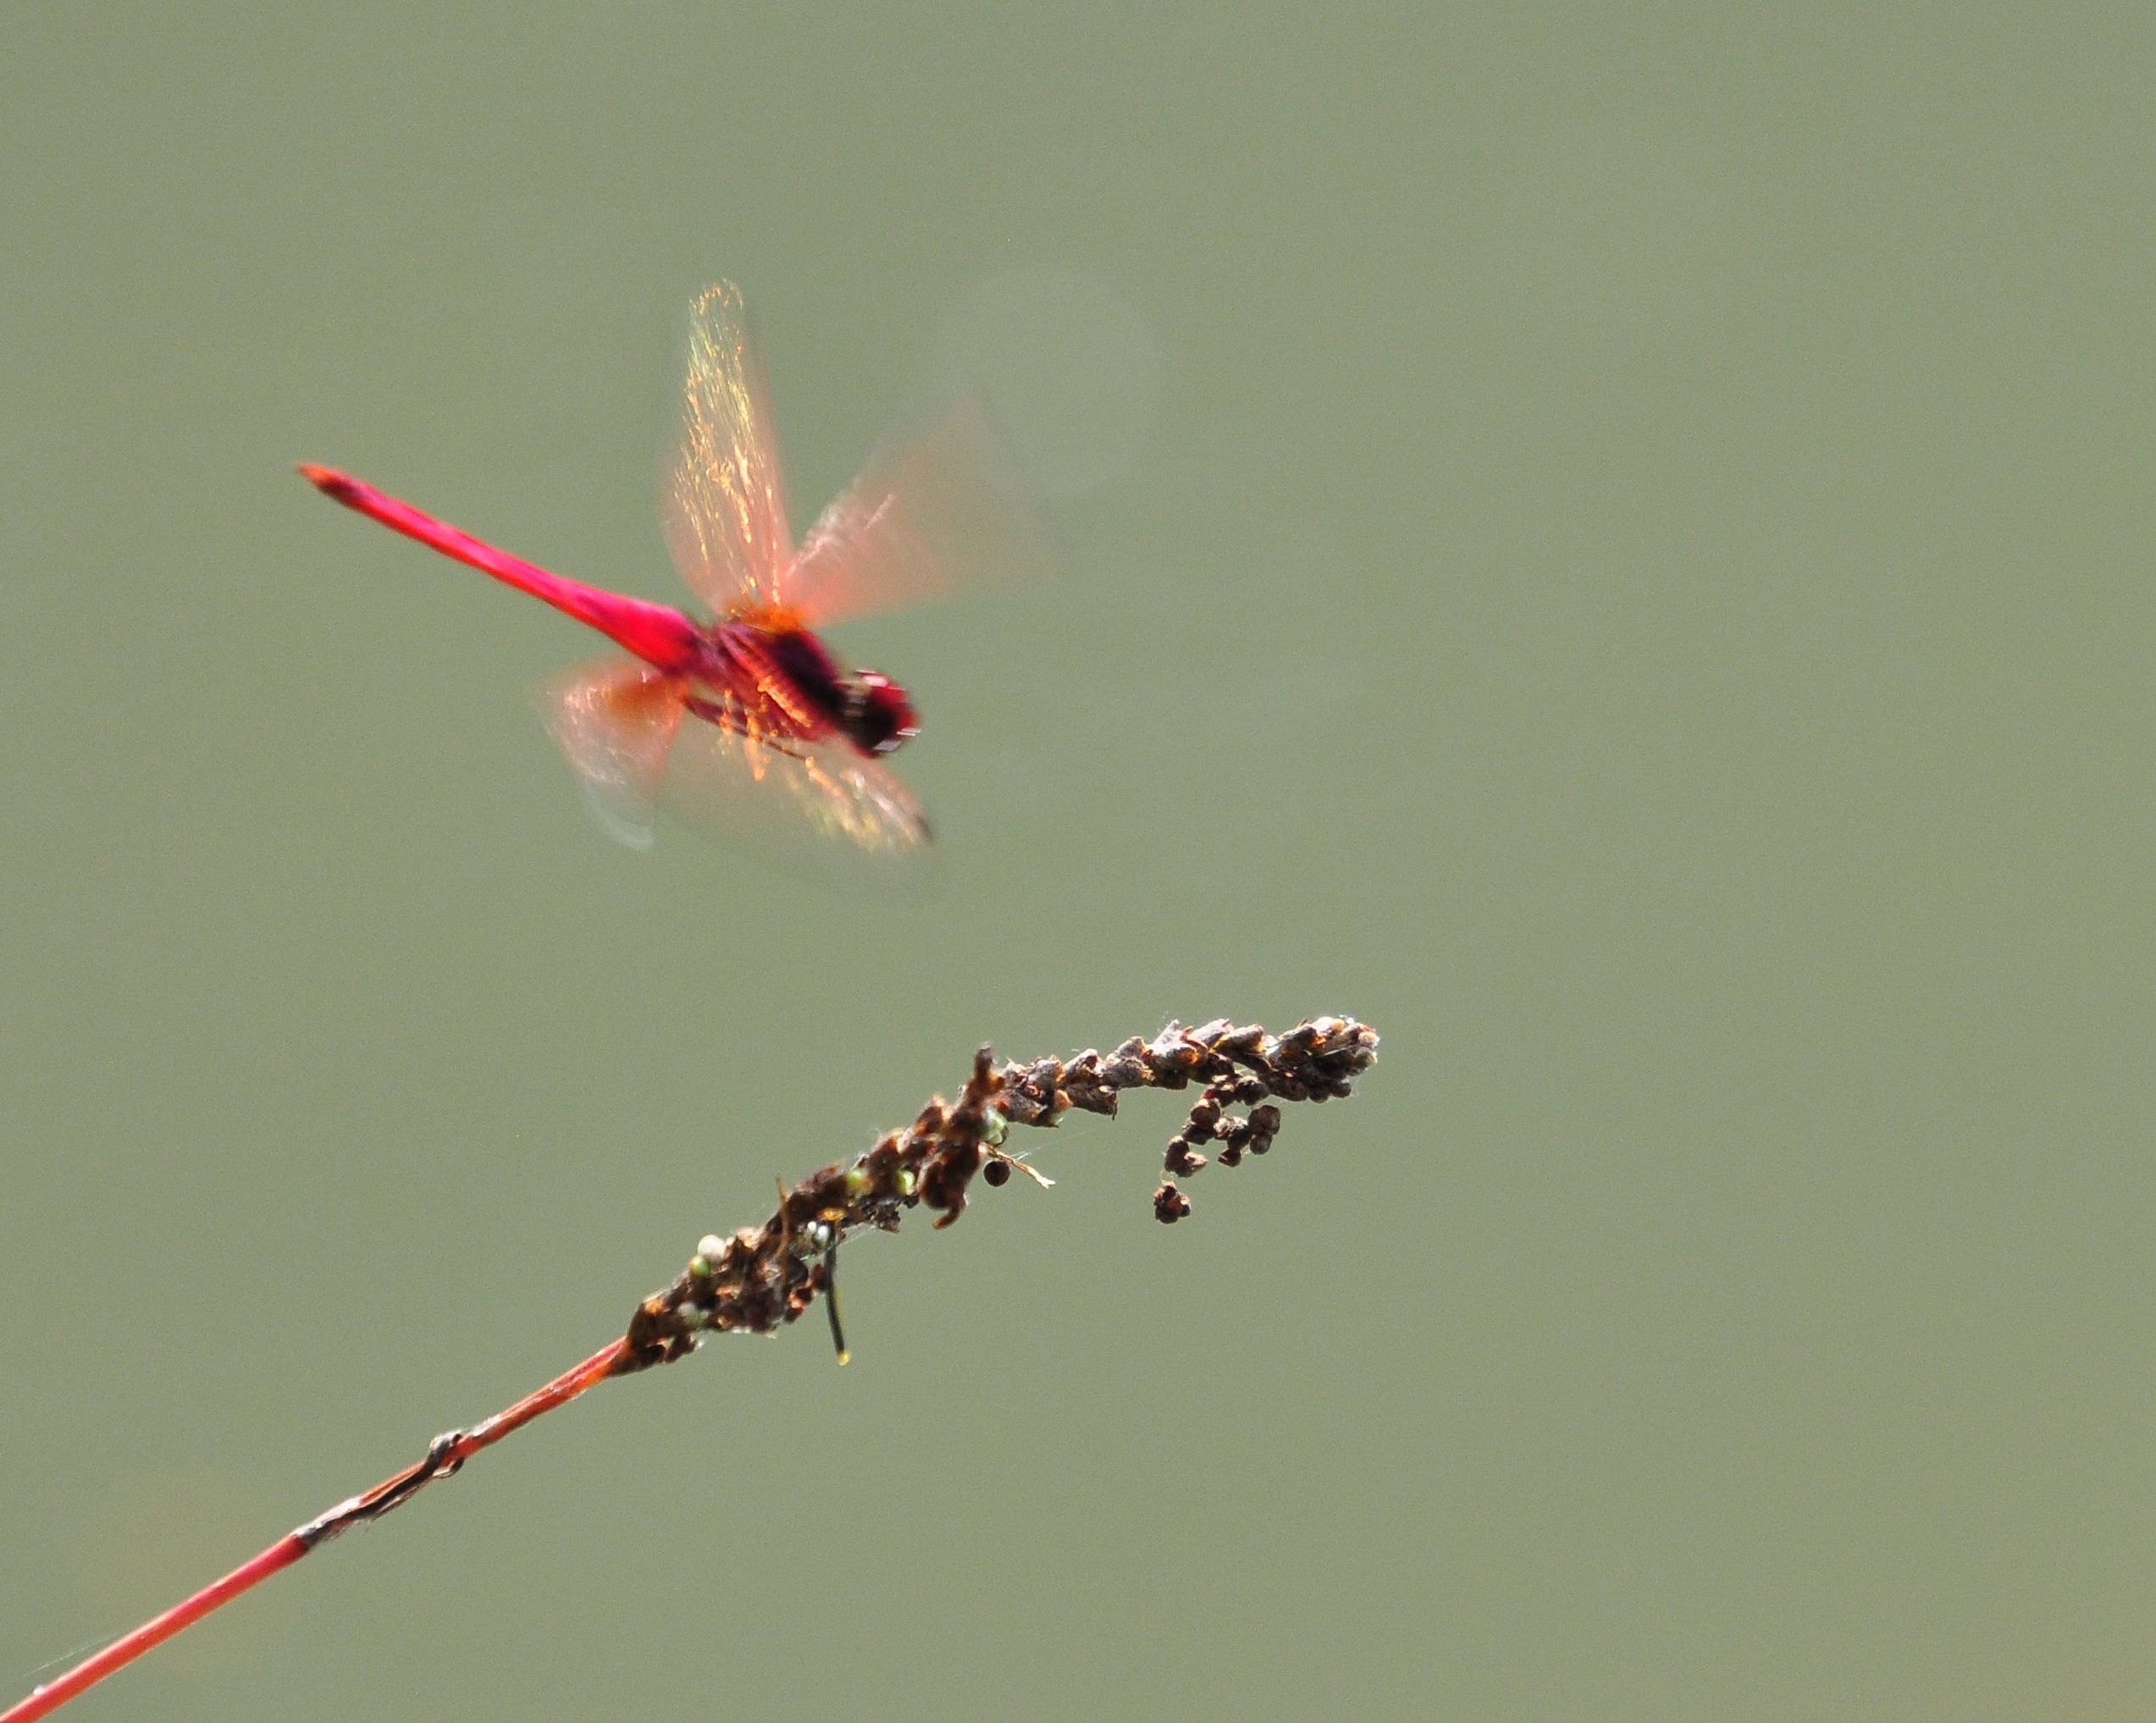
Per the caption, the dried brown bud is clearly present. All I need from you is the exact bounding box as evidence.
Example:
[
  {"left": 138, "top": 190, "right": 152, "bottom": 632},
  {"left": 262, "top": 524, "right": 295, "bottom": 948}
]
[
  {"left": 1153, "top": 1180, "right": 1192, "bottom": 1223},
  {"left": 1059, "top": 1050, "right": 1119, "bottom": 1115},
  {"left": 1100, "top": 1038, "right": 1148, "bottom": 1088},
  {"left": 1164, "top": 1136, "right": 1208, "bottom": 1178}
]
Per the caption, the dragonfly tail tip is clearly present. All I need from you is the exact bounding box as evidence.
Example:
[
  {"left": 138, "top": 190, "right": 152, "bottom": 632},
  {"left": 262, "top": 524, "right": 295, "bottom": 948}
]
[{"left": 296, "top": 461, "right": 354, "bottom": 500}]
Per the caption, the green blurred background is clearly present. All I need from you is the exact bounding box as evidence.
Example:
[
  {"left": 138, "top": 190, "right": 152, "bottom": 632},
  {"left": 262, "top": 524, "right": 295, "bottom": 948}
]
[{"left": 3, "top": 5, "right": 2153, "bottom": 1719}]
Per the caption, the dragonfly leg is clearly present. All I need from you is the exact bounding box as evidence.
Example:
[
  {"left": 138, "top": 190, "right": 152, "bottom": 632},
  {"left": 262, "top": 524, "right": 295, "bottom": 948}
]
[{"left": 682, "top": 693, "right": 818, "bottom": 763}]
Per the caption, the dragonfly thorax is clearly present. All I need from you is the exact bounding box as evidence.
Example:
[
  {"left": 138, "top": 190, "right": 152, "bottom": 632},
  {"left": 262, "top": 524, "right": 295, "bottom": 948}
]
[{"left": 707, "top": 621, "right": 919, "bottom": 758}]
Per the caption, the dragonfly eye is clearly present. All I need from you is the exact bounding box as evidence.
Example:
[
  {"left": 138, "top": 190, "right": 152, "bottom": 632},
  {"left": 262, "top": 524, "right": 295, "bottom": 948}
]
[{"left": 847, "top": 670, "right": 920, "bottom": 756}]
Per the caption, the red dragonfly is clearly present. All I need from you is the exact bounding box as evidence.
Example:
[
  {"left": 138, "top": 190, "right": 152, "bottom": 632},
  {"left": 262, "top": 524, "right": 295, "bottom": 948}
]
[{"left": 302, "top": 281, "right": 1051, "bottom": 869}]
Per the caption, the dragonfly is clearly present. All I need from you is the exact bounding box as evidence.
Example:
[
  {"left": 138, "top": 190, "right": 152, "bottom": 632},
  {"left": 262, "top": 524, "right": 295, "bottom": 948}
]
[{"left": 302, "top": 281, "right": 1053, "bottom": 870}]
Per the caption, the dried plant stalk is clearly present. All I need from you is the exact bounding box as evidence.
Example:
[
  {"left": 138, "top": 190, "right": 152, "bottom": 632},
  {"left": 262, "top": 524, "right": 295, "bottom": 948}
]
[{"left": 2, "top": 1016, "right": 1379, "bottom": 1723}]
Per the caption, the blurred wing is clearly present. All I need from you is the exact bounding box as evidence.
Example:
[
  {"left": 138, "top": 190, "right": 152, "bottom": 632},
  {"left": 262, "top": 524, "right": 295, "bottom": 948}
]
[
  {"left": 662, "top": 282, "right": 794, "bottom": 616},
  {"left": 536, "top": 654, "right": 933, "bottom": 882},
  {"left": 659, "top": 710, "right": 935, "bottom": 886},
  {"left": 782, "top": 395, "right": 1063, "bottom": 628},
  {"left": 535, "top": 655, "right": 685, "bottom": 851}
]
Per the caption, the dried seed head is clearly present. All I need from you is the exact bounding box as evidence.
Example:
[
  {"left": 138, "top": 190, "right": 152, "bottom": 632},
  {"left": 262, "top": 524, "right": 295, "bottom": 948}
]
[
  {"left": 621, "top": 1016, "right": 1376, "bottom": 1369},
  {"left": 1164, "top": 1136, "right": 1208, "bottom": 1178}
]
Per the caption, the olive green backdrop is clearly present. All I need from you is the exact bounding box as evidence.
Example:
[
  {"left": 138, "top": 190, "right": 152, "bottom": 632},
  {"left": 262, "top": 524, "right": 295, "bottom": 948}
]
[{"left": 4, "top": 5, "right": 2153, "bottom": 1720}]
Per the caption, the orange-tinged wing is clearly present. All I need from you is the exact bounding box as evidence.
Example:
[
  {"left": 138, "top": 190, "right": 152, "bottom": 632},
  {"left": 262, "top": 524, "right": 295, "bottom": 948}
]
[
  {"left": 781, "top": 395, "right": 1063, "bottom": 628},
  {"left": 537, "top": 654, "right": 934, "bottom": 879},
  {"left": 536, "top": 656, "right": 685, "bottom": 851},
  {"left": 662, "top": 282, "right": 794, "bottom": 616},
  {"left": 661, "top": 710, "right": 932, "bottom": 881}
]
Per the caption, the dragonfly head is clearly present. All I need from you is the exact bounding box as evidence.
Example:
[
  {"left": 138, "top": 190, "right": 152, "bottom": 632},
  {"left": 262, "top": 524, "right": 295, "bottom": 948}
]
[{"left": 845, "top": 670, "right": 920, "bottom": 756}]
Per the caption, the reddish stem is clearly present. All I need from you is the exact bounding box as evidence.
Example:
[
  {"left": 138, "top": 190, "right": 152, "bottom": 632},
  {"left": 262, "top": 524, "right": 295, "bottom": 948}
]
[
  {"left": 1, "top": 1339, "right": 630, "bottom": 1723},
  {"left": 1, "top": 1538, "right": 308, "bottom": 1723}
]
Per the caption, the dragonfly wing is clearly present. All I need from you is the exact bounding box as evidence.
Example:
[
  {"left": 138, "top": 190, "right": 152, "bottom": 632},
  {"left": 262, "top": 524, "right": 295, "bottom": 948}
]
[
  {"left": 662, "top": 281, "right": 795, "bottom": 616},
  {"left": 539, "top": 655, "right": 932, "bottom": 883},
  {"left": 535, "top": 655, "right": 685, "bottom": 851},
  {"left": 657, "top": 707, "right": 936, "bottom": 887},
  {"left": 782, "top": 395, "right": 1063, "bottom": 628}
]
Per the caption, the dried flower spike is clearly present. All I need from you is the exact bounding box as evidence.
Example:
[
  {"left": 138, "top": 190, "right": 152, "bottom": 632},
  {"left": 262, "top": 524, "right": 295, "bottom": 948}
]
[
  {"left": 1, "top": 1014, "right": 1377, "bottom": 1723},
  {"left": 626, "top": 1014, "right": 1380, "bottom": 1367}
]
